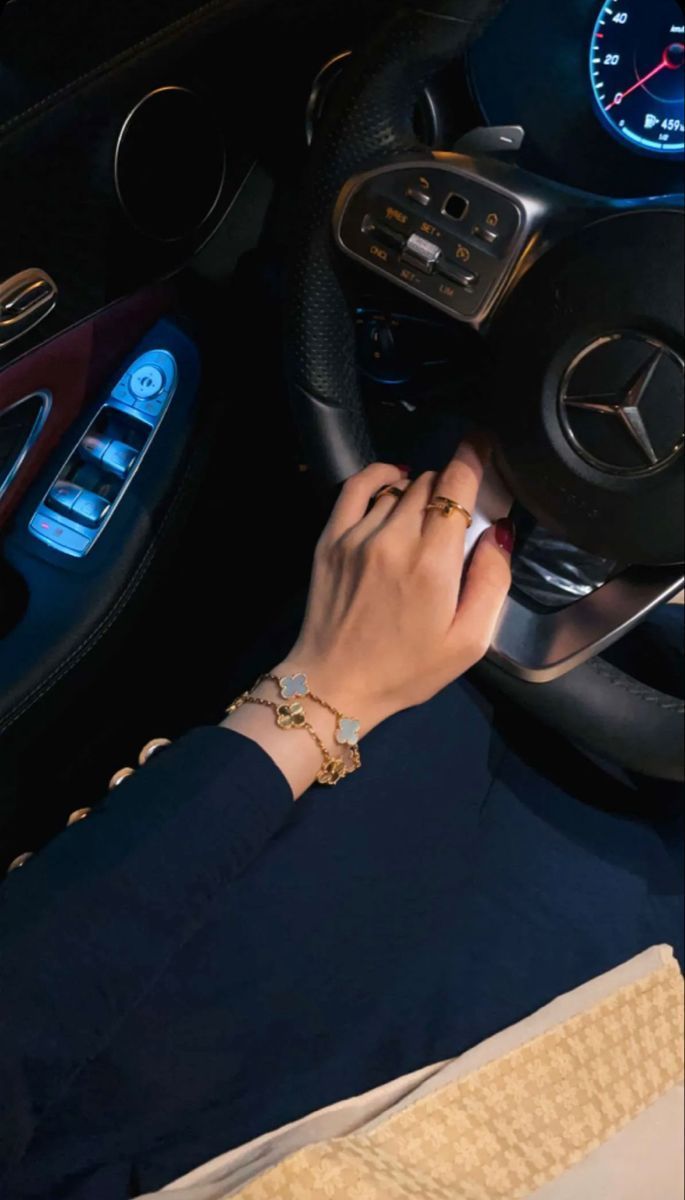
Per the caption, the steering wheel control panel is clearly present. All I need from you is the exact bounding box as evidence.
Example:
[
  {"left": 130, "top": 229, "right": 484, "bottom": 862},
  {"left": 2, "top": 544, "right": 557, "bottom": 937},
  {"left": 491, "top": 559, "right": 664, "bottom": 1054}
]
[
  {"left": 335, "top": 161, "right": 529, "bottom": 324},
  {"left": 29, "top": 350, "right": 177, "bottom": 558}
]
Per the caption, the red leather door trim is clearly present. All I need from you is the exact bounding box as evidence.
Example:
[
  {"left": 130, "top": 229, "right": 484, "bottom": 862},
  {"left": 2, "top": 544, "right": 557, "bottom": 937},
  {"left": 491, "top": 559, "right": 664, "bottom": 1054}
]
[{"left": 0, "top": 285, "right": 173, "bottom": 528}]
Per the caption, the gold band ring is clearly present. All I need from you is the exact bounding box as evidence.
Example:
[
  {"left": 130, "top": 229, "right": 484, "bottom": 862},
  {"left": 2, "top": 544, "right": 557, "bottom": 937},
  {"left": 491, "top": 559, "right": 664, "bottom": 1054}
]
[
  {"left": 426, "top": 496, "right": 473, "bottom": 527},
  {"left": 374, "top": 484, "right": 406, "bottom": 503}
]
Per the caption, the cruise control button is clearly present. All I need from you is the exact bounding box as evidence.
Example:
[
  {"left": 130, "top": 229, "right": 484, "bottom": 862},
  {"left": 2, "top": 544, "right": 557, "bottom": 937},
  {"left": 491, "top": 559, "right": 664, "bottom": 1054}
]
[
  {"left": 438, "top": 261, "right": 478, "bottom": 289},
  {"left": 402, "top": 233, "right": 442, "bottom": 274},
  {"left": 362, "top": 214, "right": 406, "bottom": 250},
  {"left": 130, "top": 364, "right": 165, "bottom": 400}
]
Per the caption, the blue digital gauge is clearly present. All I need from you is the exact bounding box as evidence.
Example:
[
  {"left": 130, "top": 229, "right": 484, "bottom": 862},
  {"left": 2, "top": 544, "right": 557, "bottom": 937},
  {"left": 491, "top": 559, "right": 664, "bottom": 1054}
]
[{"left": 590, "top": 0, "right": 684, "bottom": 155}]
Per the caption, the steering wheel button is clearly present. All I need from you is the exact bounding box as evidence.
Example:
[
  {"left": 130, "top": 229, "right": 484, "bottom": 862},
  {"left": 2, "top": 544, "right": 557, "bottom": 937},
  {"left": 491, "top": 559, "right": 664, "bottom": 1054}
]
[
  {"left": 472, "top": 224, "right": 499, "bottom": 246},
  {"left": 439, "top": 261, "right": 478, "bottom": 289},
  {"left": 405, "top": 187, "right": 431, "bottom": 208},
  {"left": 362, "top": 214, "right": 406, "bottom": 250},
  {"left": 402, "top": 233, "right": 442, "bottom": 274},
  {"left": 130, "top": 364, "right": 165, "bottom": 400}
]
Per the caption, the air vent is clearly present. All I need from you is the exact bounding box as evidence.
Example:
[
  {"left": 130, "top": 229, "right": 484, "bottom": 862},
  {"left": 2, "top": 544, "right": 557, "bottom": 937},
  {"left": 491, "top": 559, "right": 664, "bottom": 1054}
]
[{"left": 0, "top": 391, "right": 51, "bottom": 501}]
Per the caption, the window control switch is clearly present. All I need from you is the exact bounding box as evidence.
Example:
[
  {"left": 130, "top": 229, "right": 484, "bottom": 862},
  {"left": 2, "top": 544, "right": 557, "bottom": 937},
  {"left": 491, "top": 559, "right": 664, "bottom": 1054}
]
[
  {"left": 101, "top": 440, "right": 137, "bottom": 478},
  {"left": 71, "top": 490, "right": 111, "bottom": 528},
  {"left": 80, "top": 434, "right": 111, "bottom": 465},
  {"left": 47, "top": 481, "right": 82, "bottom": 516},
  {"left": 30, "top": 342, "right": 181, "bottom": 559}
]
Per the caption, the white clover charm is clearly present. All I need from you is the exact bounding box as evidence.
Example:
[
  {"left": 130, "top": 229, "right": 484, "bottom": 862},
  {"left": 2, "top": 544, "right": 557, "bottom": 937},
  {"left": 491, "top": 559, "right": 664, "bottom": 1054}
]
[
  {"left": 280, "top": 673, "right": 309, "bottom": 700},
  {"left": 336, "top": 718, "right": 361, "bottom": 747}
]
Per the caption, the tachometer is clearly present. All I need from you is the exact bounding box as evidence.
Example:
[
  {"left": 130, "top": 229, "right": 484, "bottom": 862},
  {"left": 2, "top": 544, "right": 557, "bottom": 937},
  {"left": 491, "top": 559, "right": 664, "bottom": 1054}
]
[{"left": 590, "top": 0, "right": 684, "bottom": 155}]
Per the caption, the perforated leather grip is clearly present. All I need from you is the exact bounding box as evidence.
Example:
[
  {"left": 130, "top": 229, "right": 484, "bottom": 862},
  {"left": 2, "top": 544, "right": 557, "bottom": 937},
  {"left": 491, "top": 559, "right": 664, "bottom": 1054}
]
[{"left": 285, "top": 0, "right": 507, "bottom": 483}]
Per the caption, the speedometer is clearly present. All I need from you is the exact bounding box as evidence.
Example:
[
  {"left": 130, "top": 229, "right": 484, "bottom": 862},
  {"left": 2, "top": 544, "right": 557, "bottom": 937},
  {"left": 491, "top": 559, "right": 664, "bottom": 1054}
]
[{"left": 590, "top": 0, "right": 684, "bottom": 155}]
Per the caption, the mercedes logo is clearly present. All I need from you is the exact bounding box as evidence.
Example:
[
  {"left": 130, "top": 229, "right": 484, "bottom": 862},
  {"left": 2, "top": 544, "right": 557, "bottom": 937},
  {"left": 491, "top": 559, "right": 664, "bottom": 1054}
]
[{"left": 559, "top": 333, "right": 684, "bottom": 476}]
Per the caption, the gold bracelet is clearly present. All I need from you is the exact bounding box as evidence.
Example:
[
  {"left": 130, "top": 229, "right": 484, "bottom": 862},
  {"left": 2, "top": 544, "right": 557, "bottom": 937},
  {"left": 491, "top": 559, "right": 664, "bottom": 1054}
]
[
  {"left": 265, "top": 673, "right": 362, "bottom": 775},
  {"left": 225, "top": 690, "right": 351, "bottom": 787}
]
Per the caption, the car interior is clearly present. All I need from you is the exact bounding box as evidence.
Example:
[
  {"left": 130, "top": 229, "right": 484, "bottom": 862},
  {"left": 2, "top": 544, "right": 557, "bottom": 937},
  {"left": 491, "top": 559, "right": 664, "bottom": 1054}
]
[{"left": 0, "top": 0, "right": 683, "bottom": 874}]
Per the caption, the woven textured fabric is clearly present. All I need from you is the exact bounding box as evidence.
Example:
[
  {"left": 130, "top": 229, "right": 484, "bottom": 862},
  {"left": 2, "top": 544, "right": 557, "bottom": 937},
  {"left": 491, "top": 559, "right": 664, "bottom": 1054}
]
[{"left": 235, "top": 960, "right": 684, "bottom": 1200}]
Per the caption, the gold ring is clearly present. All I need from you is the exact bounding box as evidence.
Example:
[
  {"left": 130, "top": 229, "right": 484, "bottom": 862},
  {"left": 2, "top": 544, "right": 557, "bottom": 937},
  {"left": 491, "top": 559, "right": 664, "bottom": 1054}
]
[
  {"left": 374, "top": 484, "right": 406, "bottom": 503},
  {"left": 426, "top": 496, "right": 473, "bottom": 527}
]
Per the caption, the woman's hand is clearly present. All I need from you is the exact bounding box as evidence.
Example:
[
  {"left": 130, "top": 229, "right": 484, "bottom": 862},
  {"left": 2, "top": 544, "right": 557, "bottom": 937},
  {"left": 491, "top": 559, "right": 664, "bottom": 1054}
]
[
  {"left": 277, "top": 436, "right": 513, "bottom": 737},
  {"left": 224, "top": 437, "right": 513, "bottom": 797}
]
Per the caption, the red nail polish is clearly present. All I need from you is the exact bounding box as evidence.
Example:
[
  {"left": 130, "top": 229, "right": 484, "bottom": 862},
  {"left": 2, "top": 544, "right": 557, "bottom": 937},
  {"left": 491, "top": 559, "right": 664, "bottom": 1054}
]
[{"left": 495, "top": 516, "right": 515, "bottom": 555}]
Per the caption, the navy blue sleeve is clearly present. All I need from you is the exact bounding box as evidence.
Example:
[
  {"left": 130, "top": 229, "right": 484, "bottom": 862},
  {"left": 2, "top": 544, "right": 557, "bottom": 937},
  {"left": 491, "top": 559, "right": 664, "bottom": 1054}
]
[{"left": 0, "top": 727, "right": 293, "bottom": 1177}]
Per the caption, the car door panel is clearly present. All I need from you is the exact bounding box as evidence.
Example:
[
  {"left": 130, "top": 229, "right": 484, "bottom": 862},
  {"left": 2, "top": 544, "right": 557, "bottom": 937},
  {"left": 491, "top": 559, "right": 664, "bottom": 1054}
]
[{"left": 0, "top": 314, "right": 201, "bottom": 730}]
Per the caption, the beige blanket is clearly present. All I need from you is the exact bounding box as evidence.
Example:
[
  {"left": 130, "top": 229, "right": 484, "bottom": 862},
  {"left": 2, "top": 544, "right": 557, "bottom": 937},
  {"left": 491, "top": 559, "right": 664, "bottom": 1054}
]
[{"left": 145, "top": 945, "right": 684, "bottom": 1200}]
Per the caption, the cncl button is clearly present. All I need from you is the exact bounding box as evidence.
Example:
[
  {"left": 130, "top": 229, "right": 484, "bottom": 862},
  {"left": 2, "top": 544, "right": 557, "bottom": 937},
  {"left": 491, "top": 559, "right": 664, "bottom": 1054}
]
[{"left": 130, "top": 365, "right": 165, "bottom": 400}]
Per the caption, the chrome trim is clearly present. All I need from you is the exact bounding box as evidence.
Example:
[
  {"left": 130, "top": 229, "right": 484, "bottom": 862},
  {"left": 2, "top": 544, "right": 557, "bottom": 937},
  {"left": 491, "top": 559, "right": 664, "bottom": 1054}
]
[
  {"left": 418, "top": 84, "right": 441, "bottom": 147},
  {"left": 489, "top": 567, "right": 685, "bottom": 683},
  {"left": 0, "top": 270, "right": 57, "bottom": 348},
  {"left": 114, "top": 87, "right": 227, "bottom": 243},
  {"left": 0, "top": 390, "right": 52, "bottom": 502},
  {"left": 559, "top": 333, "right": 685, "bottom": 477}
]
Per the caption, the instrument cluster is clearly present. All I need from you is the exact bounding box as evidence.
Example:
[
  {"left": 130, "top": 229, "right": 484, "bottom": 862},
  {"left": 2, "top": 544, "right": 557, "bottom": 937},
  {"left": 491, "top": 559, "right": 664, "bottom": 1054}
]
[{"left": 468, "top": 0, "right": 684, "bottom": 196}]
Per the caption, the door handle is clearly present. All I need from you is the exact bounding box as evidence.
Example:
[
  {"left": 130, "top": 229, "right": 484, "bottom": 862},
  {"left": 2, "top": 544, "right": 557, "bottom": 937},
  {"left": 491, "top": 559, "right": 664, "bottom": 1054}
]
[{"left": 0, "top": 269, "right": 58, "bottom": 347}]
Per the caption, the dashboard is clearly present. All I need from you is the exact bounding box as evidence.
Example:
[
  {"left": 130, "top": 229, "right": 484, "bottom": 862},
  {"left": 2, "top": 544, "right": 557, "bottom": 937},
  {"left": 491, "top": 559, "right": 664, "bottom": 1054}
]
[{"left": 468, "top": 0, "right": 684, "bottom": 197}]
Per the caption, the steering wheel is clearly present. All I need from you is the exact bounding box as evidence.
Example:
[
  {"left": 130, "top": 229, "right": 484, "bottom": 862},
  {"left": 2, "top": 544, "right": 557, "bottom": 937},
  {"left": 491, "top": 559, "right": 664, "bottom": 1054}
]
[{"left": 285, "top": 0, "right": 684, "bottom": 781}]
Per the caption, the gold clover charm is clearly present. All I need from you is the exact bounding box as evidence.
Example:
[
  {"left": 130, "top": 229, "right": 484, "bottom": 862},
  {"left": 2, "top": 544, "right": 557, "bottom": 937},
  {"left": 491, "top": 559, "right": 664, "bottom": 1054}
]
[
  {"left": 280, "top": 673, "right": 309, "bottom": 700},
  {"left": 318, "top": 757, "right": 346, "bottom": 786},
  {"left": 336, "top": 718, "right": 361, "bottom": 747},
  {"left": 276, "top": 702, "right": 307, "bottom": 730}
]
